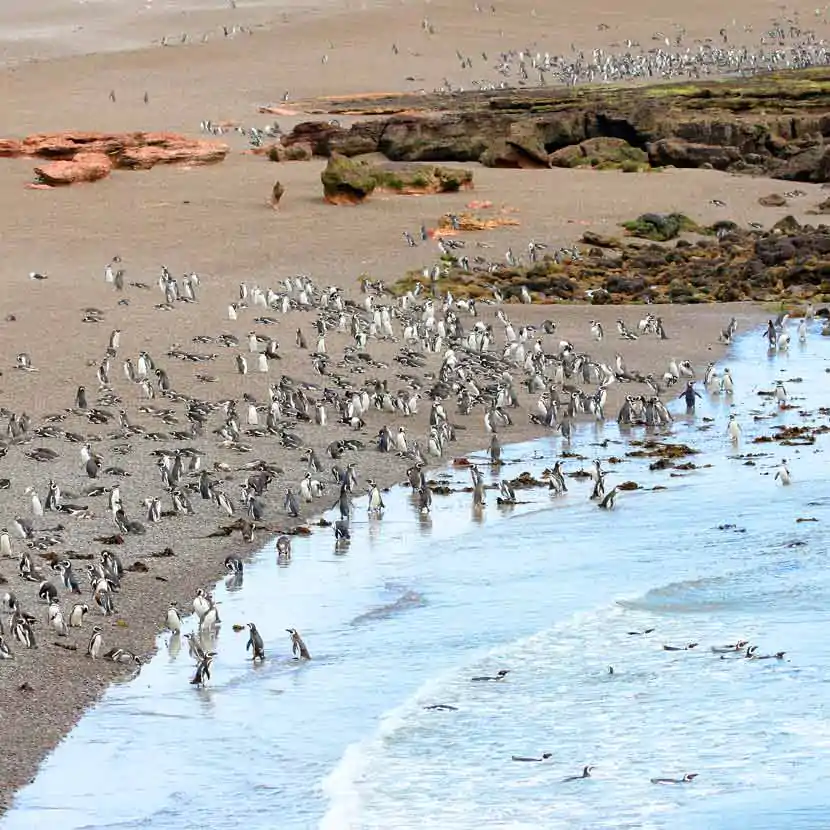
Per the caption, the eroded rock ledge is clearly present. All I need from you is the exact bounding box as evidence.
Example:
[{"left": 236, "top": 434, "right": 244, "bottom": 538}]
[
  {"left": 0, "top": 132, "right": 229, "bottom": 186},
  {"left": 278, "top": 68, "right": 830, "bottom": 181}
]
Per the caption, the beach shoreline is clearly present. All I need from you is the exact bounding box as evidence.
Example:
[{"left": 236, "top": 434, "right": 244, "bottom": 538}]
[{"left": 0, "top": 0, "right": 822, "bottom": 815}]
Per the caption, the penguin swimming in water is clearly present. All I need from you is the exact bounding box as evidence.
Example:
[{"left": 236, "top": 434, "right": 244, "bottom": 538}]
[
  {"left": 246, "top": 622, "right": 266, "bottom": 662},
  {"left": 423, "top": 704, "right": 458, "bottom": 711},
  {"left": 651, "top": 773, "right": 698, "bottom": 784},
  {"left": 512, "top": 753, "right": 553, "bottom": 762},
  {"left": 191, "top": 651, "right": 216, "bottom": 686},
  {"left": 471, "top": 669, "right": 509, "bottom": 682},
  {"left": 287, "top": 627, "right": 311, "bottom": 659},
  {"left": 562, "top": 765, "right": 594, "bottom": 782}
]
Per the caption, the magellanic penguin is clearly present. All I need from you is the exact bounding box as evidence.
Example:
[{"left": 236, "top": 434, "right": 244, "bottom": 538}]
[
  {"left": 87, "top": 625, "right": 103, "bottom": 659},
  {"left": 246, "top": 622, "right": 266, "bottom": 662},
  {"left": 774, "top": 459, "right": 791, "bottom": 485},
  {"left": 727, "top": 414, "right": 741, "bottom": 443},
  {"left": 275, "top": 535, "right": 292, "bottom": 561},
  {"left": 165, "top": 601, "right": 182, "bottom": 634},
  {"left": 0, "top": 634, "right": 12, "bottom": 660},
  {"left": 49, "top": 601, "right": 68, "bottom": 636},
  {"left": 190, "top": 651, "right": 216, "bottom": 686},
  {"left": 69, "top": 603, "right": 89, "bottom": 628},
  {"left": 562, "top": 765, "right": 594, "bottom": 782},
  {"left": 287, "top": 628, "right": 311, "bottom": 659},
  {"left": 367, "top": 480, "right": 385, "bottom": 515}
]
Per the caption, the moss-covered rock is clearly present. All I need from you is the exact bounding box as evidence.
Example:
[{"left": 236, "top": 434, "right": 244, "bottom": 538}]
[
  {"left": 321, "top": 154, "right": 473, "bottom": 204},
  {"left": 621, "top": 213, "right": 701, "bottom": 241},
  {"left": 549, "top": 137, "right": 649, "bottom": 170}
]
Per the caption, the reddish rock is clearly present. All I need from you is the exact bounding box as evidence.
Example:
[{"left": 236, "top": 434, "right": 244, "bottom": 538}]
[
  {"left": 0, "top": 131, "right": 230, "bottom": 185},
  {"left": 0, "top": 139, "right": 22, "bottom": 157},
  {"left": 33, "top": 152, "right": 113, "bottom": 186}
]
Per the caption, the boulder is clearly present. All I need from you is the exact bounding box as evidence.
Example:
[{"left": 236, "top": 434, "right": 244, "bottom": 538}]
[
  {"left": 647, "top": 138, "right": 741, "bottom": 170},
  {"left": 321, "top": 154, "right": 473, "bottom": 204},
  {"left": 550, "top": 136, "right": 649, "bottom": 170},
  {"left": 581, "top": 231, "right": 622, "bottom": 248},
  {"left": 116, "top": 133, "right": 229, "bottom": 169},
  {"left": 621, "top": 213, "right": 700, "bottom": 241},
  {"left": 758, "top": 193, "right": 788, "bottom": 207},
  {"left": 33, "top": 152, "right": 113, "bottom": 186}
]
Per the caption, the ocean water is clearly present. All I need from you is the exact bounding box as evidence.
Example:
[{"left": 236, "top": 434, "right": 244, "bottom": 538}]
[{"left": 3, "top": 321, "right": 830, "bottom": 830}]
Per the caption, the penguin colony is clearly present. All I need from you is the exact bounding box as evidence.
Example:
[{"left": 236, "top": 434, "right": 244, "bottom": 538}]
[{"left": 0, "top": 255, "right": 813, "bottom": 774}]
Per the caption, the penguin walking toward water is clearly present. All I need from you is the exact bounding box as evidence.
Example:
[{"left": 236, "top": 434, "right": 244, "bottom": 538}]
[
  {"left": 275, "top": 535, "right": 292, "bottom": 561},
  {"left": 287, "top": 628, "right": 311, "bottom": 659},
  {"left": 87, "top": 625, "right": 103, "bottom": 659},
  {"left": 598, "top": 486, "right": 618, "bottom": 510},
  {"left": 246, "top": 622, "right": 266, "bottom": 662},
  {"left": 774, "top": 381, "right": 788, "bottom": 407},
  {"left": 191, "top": 652, "right": 216, "bottom": 686}
]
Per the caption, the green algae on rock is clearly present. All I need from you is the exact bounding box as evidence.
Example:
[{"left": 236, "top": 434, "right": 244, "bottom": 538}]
[{"left": 321, "top": 153, "right": 473, "bottom": 204}]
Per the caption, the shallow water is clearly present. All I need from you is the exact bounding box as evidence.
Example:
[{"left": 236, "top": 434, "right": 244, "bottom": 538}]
[{"left": 4, "top": 323, "right": 830, "bottom": 830}]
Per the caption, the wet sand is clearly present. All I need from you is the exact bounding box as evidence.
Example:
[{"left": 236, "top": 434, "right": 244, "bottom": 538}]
[{"left": 0, "top": 0, "right": 815, "bottom": 814}]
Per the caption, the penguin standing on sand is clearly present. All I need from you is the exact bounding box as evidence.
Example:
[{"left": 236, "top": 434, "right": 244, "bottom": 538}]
[
  {"left": 287, "top": 628, "right": 311, "bottom": 659},
  {"left": 246, "top": 622, "right": 266, "bottom": 662},
  {"left": 87, "top": 625, "right": 103, "bottom": 659},
  {"left": 69, "top": 603, "right": 88, "bottom": 628}
]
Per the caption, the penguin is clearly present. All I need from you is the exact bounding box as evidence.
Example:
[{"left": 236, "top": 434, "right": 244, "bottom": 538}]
[
  {"left": 774, "top": 381, "right": 788, "bottom": 407},
  {"left": 562, "top": 765, "right": 594, "bottom": 782},
  {"left": 489, "top": 433, "right": 501, "bottom": 465},
  {"left": 12, "top": 616, "right": 36, "bottom": 649},
  {"left": 275, "top": 535, "right": 292, "bottom": 560},
  {"left": 512, "top": 753, "right": 553, "bottom": 763},
  {"left": 69, "top": 603, "right": 88, "bottom": 628},
  {"left": 651, "top": 773, "right": 698, "bottom": 785},
  {"left": 417, "top": 485, "right": 432, "bottom": 514},
  {"left": 224, "top": 555, "right": 243, "bottom": 574},
  {"left": 25, "top": 486, "right": 44, "bottom": 518},
  {"left": 75, "top": 386, "right": 88, "bottom": 410},
  {"left": 37, "top": 580, "right": 58, "bottom": 603},
  {"left": 334, "top": 519, "right": 351, "bottom": 541},
  {"left": 190, "top": 652, "right": 216, "bottom": 686},
  {"left": 598, "top": 487, "right": 618, "bottom": 510},
  {"left": 471, "top": 669, "right": 509, "bottom": 681},
  {"left": 87, "top": 625, "right": 103, "bottom": 659},
  {"left": 200, "top": 599, "right": 220, "bottom": 632},
  {"left": 367, "top": 480, "right": 385, "bottom": 515},
  {"left": 185, "top": 632, "right": 206, "bottom": 661},
  {"left": 236, "top": 354, "right": 248, "bottom": 375},
  {"left": 49, "top": 601, "right": 68, "bottom": 636},
  {"left": 246, "top": 622, "right": 266, "bottom": 662},
  {"left": 165, "top": 601, "right": 182, "bottom": 633},
  {"left": 774, "top": 459, "right": 791, "bottom": 485},
  {"left": 727, "top": 414, "right": 741, "bottom": 442},
  {"left": 105, "top": 648, "right": 142, "bottom": 666},
  {"left": 0, "top": 529, "right": 11, "bottom": 558},
  {"left": 284, "top": 487, "right": 300, "bottom": 518},
  {"left": 287, "top": 627, "right": 311, "bottom": 659},
  {"left": 0, "top": 634, "right": 12, "bottom": 660},
  {"left": 193, "top": 589, "right": 210, "bottom": 622}
]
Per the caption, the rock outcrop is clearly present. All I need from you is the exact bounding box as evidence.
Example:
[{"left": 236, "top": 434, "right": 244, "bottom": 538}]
[
  {"left": 1, "top": 131, "right": 229, "bottom": 186},
  {"left": 321, "top": 154, "right": 473, "bottom": 204},
  {"left": 391, "top": 213, "right": 830, "bottom": 304},
  {"left": 280, "top": 68, "right": 830, "bottom": 182},
  {"left": 34, "top": 152, "right": 113, "bottom": 186}
]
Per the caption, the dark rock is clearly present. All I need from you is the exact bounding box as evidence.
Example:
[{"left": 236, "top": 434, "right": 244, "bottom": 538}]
[
  {"left": 758, "top": 193, "right": 788, "bottom": 207},
  {"left": 647, "top": 138, "right": 741, "bottom": 170}
]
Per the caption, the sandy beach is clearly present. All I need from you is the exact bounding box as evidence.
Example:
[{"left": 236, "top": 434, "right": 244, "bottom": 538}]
[{"left": 0, "top": 0, "right": 825, "bottom": 814}]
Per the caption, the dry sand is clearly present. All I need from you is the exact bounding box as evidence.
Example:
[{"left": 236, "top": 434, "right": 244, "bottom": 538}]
[{"left": 0, "top": 0, "right": 818, "bottom": 814}]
